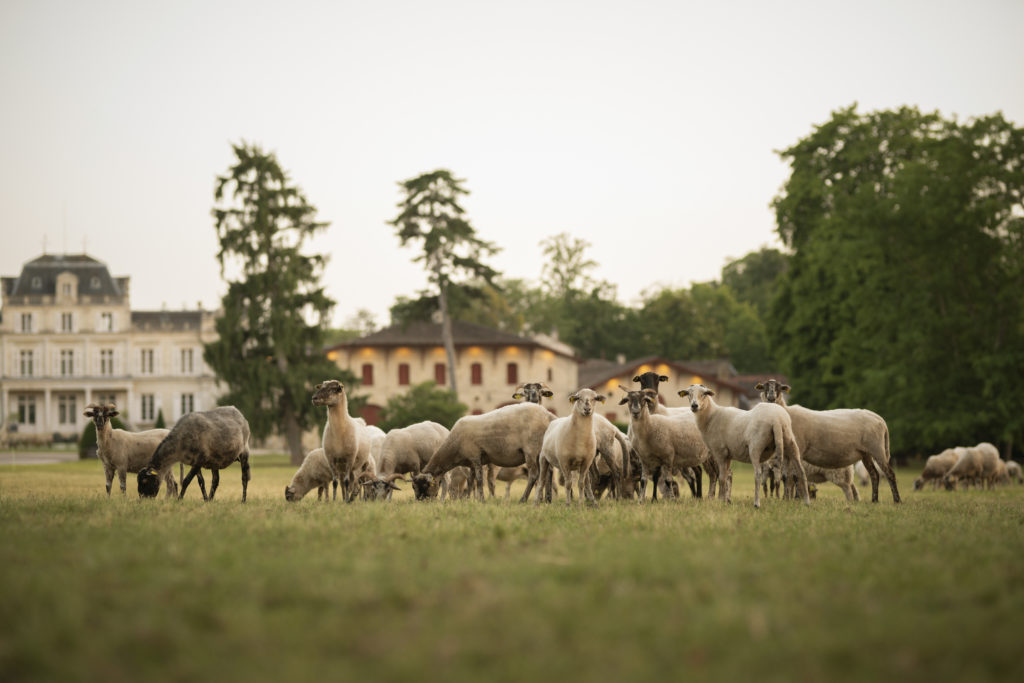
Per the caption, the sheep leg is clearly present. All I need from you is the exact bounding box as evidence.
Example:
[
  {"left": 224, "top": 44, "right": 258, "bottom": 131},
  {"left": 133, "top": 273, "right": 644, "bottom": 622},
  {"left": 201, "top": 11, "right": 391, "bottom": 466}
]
[
  {"left": 239, "top": 453, "right": 250, "bottom": 503},
  {"left": 863, "top": 455, "right": 881, "bottom": 502},
  {"left": 694, "top": 466, "right": 703, "bottom": 499},
  {"left": 704, "top": 461, "right": 718, "bottom": 500},
  {"left": 752, "top": 458, "right": 763, "bottom": 509},
  {"left": 117, "top": 469, "right": 128, "bottom": 496},
  {"left": 104, "top": 465, "right": 115, "bottom": 496},
  {"left": 486, "top": 465, "right": 497, "bottom": 499},
  {"left": 519, "top": 460, "right": 541, "bottom": 504},
  {"left": 208, "top": 469, "right": 220, "bottom": 501},
  {"left": 651, "top": 465, "right": 661, "bottom": 503},
  {"left": 876, "top": 458, "right": 901, "bottom": 504},
  {"left": 583, "top": 468, "right": 597, "bottom": 506},
  {"left": 179, "top": 465, "right": 204, "bottom": 500}
]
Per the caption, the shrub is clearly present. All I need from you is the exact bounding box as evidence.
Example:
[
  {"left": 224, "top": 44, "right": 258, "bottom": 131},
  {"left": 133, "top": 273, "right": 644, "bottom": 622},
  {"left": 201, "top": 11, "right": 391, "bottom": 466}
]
[{"left": 377, "top": 381, "right": 467, "bottom": 431}]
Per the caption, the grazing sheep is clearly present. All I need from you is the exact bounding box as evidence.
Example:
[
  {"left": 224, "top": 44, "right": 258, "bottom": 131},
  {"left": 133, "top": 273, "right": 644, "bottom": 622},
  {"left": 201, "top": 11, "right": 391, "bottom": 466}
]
[
  {"left": 789, "top": 460, "right": 860, "bottom": 501},
  {"left": 412, "top": 402, "right": 556, "bottom": 502},
  {"left": 84, "top": 403, "right": 176, "bottom": 498},
  {"left": 973, "top": 442, "right": 1003, "bottom": 489},
  {"left": 1006, "top": 460, "right": 1023, "bottom": 484},
  {"left": 359, "top": 473, "right": 409, "bottom": 501},
  {"left": 913, "top": 449, "right": 959, "bottom": 490},
  {"left": 943, "top": 447, "right": 981, "bottom": 490},
  {"left": 312, "top": 380, "right": 377, "bottom": 502},
  {"left": 678, "top": 384, "right": 809, "bottom": 507},
  {"left": 376, "top": 421, "right": 450, "bottom": 499},
  {"left": 284, "top": 448, "right": 333, "bottom": 502},
  {"left": 756, "top": 379, "right": 900, "bottom": 504},
  {"left": 536, "top": 389, "right": 605, "bottom": 506},
  {"left": 137, "top": 406, "right": 251, "bottom": 502},
  {"left": 619, "top": 388, "right": 719, "bottom": 503}
]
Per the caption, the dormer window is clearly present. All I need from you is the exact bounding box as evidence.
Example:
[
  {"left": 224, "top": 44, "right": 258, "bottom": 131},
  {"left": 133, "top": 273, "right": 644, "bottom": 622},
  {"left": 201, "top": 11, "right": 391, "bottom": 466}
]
[
  {"left": 61, "top": 283, "right": 72, "bottom": 297},
  {"left": 31, "top": 277, "right": 41, "bottom": 289},
  {"left": 91, "top": 277, "right": 101, "bottom": 289}
]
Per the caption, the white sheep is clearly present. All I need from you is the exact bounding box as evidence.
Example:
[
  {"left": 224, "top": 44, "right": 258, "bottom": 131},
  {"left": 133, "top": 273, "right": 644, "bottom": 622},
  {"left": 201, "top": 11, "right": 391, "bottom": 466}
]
[
  {"left": 137, "top": 406, "right": 251, "bottom": 501},
  {"left": 679, "top": 384, "right": 810, "bottom": 507},
  {"left": 974, "top": 442, "right": 1002, "bottom": 489},
  {"left": 913, "top": 449, "right": 959, "bottom": 490},
  {"left": 312, "top": 380, "right": 379, "bottom": 502},
  {"left": 536, "top": 389, "right": 605, "bottom": 506},
  {"left": 943, "top": 446, "right": 981, "bottom": 490},
  {"left": 284, "top": 448, "right": 333, "bottom": 502},
  {"left": 84, "top": 403, "right": 176, "bottom": 498},
  {"left": 412, "top": 402, "right": 556, "bottom": 502},
  {"left": 376, "top": 421, "right": 449, "bottom": 500},
  {"left": 756, "top": 379, "right": 900, "bottom": 504},
  {"left": 619, "top": 387, "right": 719, "bottom": 503},
  {"left": 1005, "top": 460, "right": 1023, "bottom": 484}
]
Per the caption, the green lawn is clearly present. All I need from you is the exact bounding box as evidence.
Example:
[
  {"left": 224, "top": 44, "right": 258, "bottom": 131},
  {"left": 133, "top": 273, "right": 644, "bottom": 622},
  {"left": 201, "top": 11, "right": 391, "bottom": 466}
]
[{"left": 1, "top": 455, "right": 1022, "bottom": 683}]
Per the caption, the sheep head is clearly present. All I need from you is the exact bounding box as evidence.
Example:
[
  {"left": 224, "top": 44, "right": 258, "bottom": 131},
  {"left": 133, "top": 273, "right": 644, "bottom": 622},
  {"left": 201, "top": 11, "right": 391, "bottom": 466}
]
[
  {"left": 755, "top": 379, "right": 790, "bottom": 405},
  {"left": 411, "top": 472, "right": 440, "bottom": 500},
  {"left": 312, "top": 380, "right": 345, "bottom": 407},
  {"left": 512, "top": 382, "right": 554, "bottom": 404},
  {"left": 137, "top": 466, "right": 162, "bottom": 498},
  {"left": 617, "top": 387, "right": 656, "bottom": 419},
  {"left": 84, "top": 403, "right": 119, "bottom": 428},
  {"left": 633, "top": 372, "right": 669, "bottom": 391},
  {"left": 362, "top": 474, "right": 407, "bottom": 501},
  {"left": 568, "top": 388, "right": 604, "bottom": 417},
  {"left": 284, "top": 485, "right": 299, "bottom": 502},
  {"left": 678, "top": 384, "right": 714, "bottom": 413}
]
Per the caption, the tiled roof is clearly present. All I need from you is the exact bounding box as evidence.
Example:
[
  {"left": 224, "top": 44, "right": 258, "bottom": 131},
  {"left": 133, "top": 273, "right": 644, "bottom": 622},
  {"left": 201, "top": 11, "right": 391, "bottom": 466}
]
[
  {"left": 328, "top": 320, "right": 579, "bottom": 360},
  {"left": 579, "top": 355, "right": 751, "bottom": 395},
  {"left": 6, "top": 253, "right": 124, "bottom": 299}
]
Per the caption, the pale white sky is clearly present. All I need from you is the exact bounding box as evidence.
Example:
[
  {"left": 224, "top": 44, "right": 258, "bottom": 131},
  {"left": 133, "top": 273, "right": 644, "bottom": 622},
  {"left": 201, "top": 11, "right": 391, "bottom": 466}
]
[{"left": 2, "top": 0, "right": 1022, "bottom": 328}]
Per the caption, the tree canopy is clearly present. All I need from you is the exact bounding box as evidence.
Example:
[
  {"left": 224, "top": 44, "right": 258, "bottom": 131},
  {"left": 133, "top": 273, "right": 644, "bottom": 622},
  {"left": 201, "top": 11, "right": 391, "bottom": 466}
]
[
  {"left": 376, "top": 382, "right": 467, "bottom": 432},
  {"left": 770, "top": 105, "right": 1024, "bottom": 456},
  {"left": 204, "top": 142, "right": 348, "bottom": 464}
]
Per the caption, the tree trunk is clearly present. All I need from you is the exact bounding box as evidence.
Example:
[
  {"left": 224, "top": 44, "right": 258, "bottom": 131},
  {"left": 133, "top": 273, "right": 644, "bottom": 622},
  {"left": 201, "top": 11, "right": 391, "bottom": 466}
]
[
  {"left": 438, "top": 274, "right": 459, "bottom": 396},
  {"left": 283, "top": 408, "right": 305, "bottom": 466}
]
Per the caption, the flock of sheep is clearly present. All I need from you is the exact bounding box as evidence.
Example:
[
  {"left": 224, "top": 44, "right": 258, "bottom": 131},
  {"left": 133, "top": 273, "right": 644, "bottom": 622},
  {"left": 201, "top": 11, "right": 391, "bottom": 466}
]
[{"left": 76, "top": 371, "right": 1017, "bottom": 507}]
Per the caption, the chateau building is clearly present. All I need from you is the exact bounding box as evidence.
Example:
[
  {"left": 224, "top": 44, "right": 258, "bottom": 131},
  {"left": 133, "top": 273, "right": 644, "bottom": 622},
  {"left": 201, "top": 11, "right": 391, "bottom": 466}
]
[{"left": 0, "top": 254, "right": 220, "bottom": 444}]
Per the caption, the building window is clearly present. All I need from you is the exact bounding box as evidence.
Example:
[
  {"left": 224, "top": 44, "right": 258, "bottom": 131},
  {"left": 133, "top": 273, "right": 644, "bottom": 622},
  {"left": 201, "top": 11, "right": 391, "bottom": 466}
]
[
  {"left": 31, "top": 277, "right": 42, "bottom": 289},
  {"left": 96, "top": 394, "right": 116, "bottom": 407},
  {"left": 471, "top": 409, "right": 483, "bottom": 415},
  {"left": 100, "top": 312, "right": 113, "bottom": 332},
  {"left": 58, "top": 395, "right": 77, "bottom": 426},
  {"left": 547, "top": 367, "right": 553, "bottom": 382},
  {"left": 181, "top": 348, "right": 194, "bottom": 375},
  {"left": 140, "top": 349, "right": 154, "bottom": 375},
  {"left": 61, "top": 283, "right": 72, "bottom": 297},
  {"left": 180, "top": 394, "right": 194, "bottom": 416},
  {"left": 18, "top": 396, "right": 37, "bottom": 425},
  {"left": 140, "top": 394, "right": 155, "bottom": 421},
  {"left": 361, "top": 363, "right": 374, "bottom": 386},
  {"left": 507, "top": 362, "right": 519, "bottom": 385},
  {"left": 60, "top": 350, "right": 74, "bottom": 377},
  {"left": 398, "top": 363, "right": 410, "bottom": 386},
  {"left": 471, "top": 362, "right": 483, "bottom": 385},
  {"left": 434, "top": 363, "right": 446, "bottom": 385},
  {"left": 100, "top": 349, "right": 114, "bottom": 376},
  {"left": 19, "top": 350, "right": 34, "bottom": 377},
  {"left": 20, "top": 313, "right": 32, "bottom": 333},
  {"left": 61, "top": 312, "right": 73, "bottom": 332},
  {"left": 91, "top": 277, "right": 101, "bottom": 289}
]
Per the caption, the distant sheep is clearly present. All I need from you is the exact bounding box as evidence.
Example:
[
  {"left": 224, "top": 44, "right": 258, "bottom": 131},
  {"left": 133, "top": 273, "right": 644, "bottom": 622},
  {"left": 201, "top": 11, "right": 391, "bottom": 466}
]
[
  {"left": 914, "top": 448, "right": 959, "bottom": 490},
  {"left": 137, "top": 406, "right": 251, "bottom": 501},
  {"left": 285, "top": 448, "right": 333, "bottom": 502},
  {"left": 536, "top": 389, "right": 605, "bottom": 506}
]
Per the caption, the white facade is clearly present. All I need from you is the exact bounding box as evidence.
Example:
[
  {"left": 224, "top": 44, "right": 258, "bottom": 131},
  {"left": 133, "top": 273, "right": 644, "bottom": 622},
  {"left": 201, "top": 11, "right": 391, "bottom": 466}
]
[{"left": 0, "top": 254, "right": 221, "bottom": 444}]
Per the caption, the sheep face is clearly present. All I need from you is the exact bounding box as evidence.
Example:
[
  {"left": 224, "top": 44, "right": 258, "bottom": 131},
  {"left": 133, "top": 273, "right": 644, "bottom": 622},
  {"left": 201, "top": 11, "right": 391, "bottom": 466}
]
[
  {"left": 362, "top": 476, "right": 404, "bottom": 501},
  {"left": 678, "top": 384, "right": 714, "bottom": 413},
  {"left": 569, "top": 389, "right": 604, "bottom": 417},
  {"left": 512, "top": 382, "right": 554, "bottom": 404},
  {"left": 411, "top": 473, "right": 440, "bottom": 500},
  {"left": 84, "top": 403, "right": 119, "bottom": 430},
  {"left": 137, "top": 467, "right": 162, "bottom": 498},
  {"left": 284, "top": 485, "right": 299, "bottom": 502},
  {"left": 312, "top": 380, "right": 345, "bottom": 407},
  {"left": 633, "top": 372, "right": 669, "bottom": 392},
  {"left": 617, "top": 387, "right": 657, "bottom": 420},
  {"left": 755, "top": 379, "right": 790, "bottom": 404}
]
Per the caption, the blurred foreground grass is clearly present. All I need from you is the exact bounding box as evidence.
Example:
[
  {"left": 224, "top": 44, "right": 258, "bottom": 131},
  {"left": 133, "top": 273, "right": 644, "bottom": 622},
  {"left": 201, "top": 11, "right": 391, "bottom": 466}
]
[{"left": 1, "top": 454, "right": 1023, "bottom": 683}]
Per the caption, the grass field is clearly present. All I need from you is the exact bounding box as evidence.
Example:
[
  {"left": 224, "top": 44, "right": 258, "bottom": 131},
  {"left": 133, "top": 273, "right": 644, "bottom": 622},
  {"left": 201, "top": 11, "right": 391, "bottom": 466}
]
[{"left": 2, "top": 454, "right": 1023, "bottom": 683}]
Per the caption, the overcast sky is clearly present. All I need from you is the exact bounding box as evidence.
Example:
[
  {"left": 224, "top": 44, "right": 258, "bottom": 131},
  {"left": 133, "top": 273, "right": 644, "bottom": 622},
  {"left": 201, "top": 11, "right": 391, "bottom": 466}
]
[{"left": 2, "top": 0, "right": 1022, "bottom": 329}]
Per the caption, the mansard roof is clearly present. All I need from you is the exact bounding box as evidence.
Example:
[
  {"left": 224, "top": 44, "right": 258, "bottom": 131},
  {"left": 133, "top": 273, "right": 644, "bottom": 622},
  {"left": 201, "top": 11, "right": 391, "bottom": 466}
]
[{"left": 4, "top": 253, "right": 125, "bottom": 300}]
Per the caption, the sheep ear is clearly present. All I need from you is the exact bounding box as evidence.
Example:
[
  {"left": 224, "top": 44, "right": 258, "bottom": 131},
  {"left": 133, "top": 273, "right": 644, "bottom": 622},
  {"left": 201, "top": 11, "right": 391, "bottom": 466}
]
[
  {"left": 84, "top": 409, "right": 94, "bottom": 418},
  {"left": 706, "top": 389, "right": 716, "bottom": 397},
  {"left": 596, "top": 395, "right": 606, "bottom": 404},
  {"left": 618, "top": 396, "right": 628, "bottom": 405},
  {"left": 541, "top": 390, "right": 554, "bottom": 398},
  {"left": 568, "top": 394, "right": 578, "bottom": 404},
  {"left": 659, "top": 375, "right": 668, "bottom": 382},
  {"left": 512, "top": 392, "right": 523, "bottom": 399},
  {"left": 755, "top": 383, "right": 764, "bottom": 391},
  {"left": 782, "top": 384, "right": 791, "bottom": 393},
  {"left": 109, "top": 410, "right": 120, "bottom": 418},
  {"left": 631, "top": 375, "right": 641, "bottom": 382}
]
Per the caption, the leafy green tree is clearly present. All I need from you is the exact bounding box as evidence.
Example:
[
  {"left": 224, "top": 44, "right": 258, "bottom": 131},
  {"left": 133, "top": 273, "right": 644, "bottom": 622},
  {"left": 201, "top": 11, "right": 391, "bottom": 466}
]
[
  {"left": 377, "top": 381, "right": 467, "bottom": 431},
  {"left": 389, "top": 169, "right": 500, "bottom": 394},
  {"left": 721, "top": 247, "right": 790, "bottom": 320},
  {"left": 771, "top": 105, "right": 1024, "bottom": 456},
  {"left": 205, "top": 142, "right": 347, "bottom": 464}
]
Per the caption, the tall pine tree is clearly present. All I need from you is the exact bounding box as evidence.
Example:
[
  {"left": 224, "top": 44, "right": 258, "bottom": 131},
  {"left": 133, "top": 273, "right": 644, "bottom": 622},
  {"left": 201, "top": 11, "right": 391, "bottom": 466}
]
[{"left": 205, "top": 142, "right": 343, "bottom": 464}]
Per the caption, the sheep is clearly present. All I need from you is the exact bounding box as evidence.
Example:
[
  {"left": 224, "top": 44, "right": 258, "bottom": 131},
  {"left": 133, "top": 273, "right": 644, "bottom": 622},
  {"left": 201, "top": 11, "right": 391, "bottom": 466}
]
[
  {"left": 376, "top": 421, "right": 450, "bottom": 500},
  {"left": 487, "top": 465, "right": 530, "bottom": 501},
  {"left": 619, "top": 387, "right": 720, "bottom": 503},
  {"left": 411, "top": 402, "right": 556, "bottom": 502},
  {"left": 359, "top": 473, "right": 409, "bottom": 501},
  {"left": 84, "top": 403, "right": 177, "bottom": 498},
  {"left": 943, "top": 447, "right": 981, "bottom": 490},
  {"left": 633, "top": 371, "right": 713, "bottom": 498},
  {"left": 1006, "top": 460, "right": 1023, "bottom": 484},
  {"left": 788, "top": 460, "right": 860, "bottom": 501},
  {"left": 284, "top": 448, "right": 333, "bottom": 502},
  {"left": 137, "top": 406, "right": 251, "bottom": 502},
  {"left": 512, "top": 382, "right": 554, "bottom": 405},
  {"left": 535, "top": 389, "right": 605, "bottom": 506},
  {"left": 974, "top": 442, "right": 1003, "bottom": 489},
  {"left": 913, "top": 449, "right": 959, "bottom": 490},
  {"left": 311, "top": 380, "right": 379, "bottom": 502},
  {"left": 678, "top": 384, "right": 809, "bottom": 507},
  {"left": 756, "top": 379, "right": 900, "bottom": 504}
]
